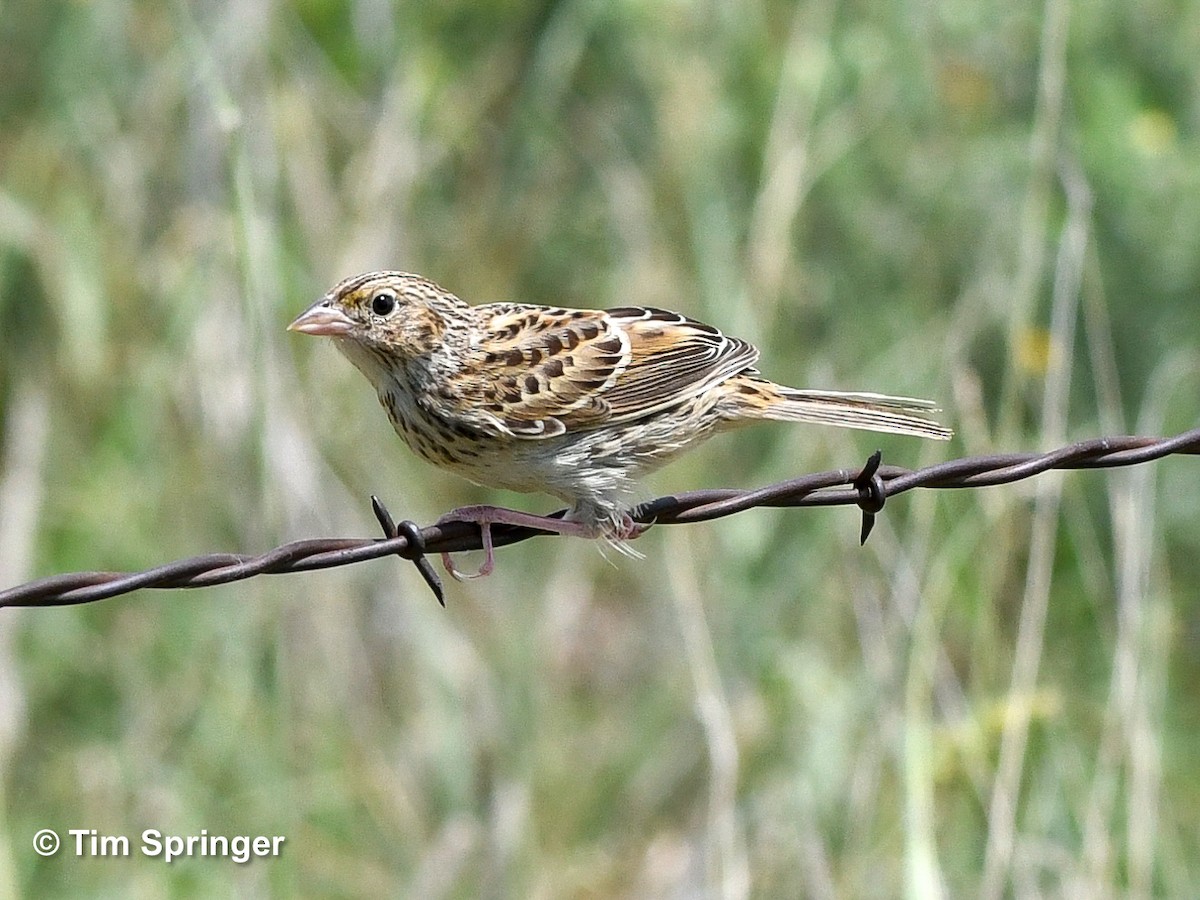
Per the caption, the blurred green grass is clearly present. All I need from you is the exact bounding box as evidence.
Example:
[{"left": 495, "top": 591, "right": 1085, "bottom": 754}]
[{"left": 2, "top": 0, "right": 1199, "bottom": 896}]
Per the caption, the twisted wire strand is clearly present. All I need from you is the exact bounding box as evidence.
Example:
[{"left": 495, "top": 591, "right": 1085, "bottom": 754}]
[{"left": 2, "top": 428, "right": 1197, "bottom": 609}]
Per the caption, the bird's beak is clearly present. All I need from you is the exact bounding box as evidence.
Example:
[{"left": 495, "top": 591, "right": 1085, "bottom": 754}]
[{"left": 288, "top": 300, "right": 355, "bottom": 336}]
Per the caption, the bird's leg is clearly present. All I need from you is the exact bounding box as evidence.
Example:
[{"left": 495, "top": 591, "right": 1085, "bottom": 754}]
[{"left": 434, "top": 505, "right": 599, "bottom": 581}]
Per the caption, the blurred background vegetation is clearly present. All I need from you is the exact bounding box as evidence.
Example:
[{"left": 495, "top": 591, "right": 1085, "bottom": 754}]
[{"left": 1, "top": 0, "right": 1198, "bottom": 896}]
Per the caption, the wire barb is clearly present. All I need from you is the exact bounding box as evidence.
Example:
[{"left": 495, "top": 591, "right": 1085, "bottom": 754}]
[
  {"left": 854, "top": 450, "right": 886, "bottom": 545},
  {"left": 1, "top": 428, "right": 1197, "bottom": 609},
  {"left": 370, "top": 496, "right": 445, "bottom": 607}
]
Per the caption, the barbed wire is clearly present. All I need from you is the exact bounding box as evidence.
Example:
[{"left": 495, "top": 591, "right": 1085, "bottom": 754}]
[{"left": 2, "top": 428, "right": 1197, "bottom": 609}]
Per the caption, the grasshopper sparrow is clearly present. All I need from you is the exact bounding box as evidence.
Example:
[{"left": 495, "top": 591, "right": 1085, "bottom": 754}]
[{"left": 290, "top": 271, "right": 951, "bottom": 578}]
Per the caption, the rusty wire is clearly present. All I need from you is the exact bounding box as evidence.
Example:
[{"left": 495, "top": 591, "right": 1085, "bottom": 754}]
[{"left": 2, "top": 428, "right": 1197, "bottom": 609}]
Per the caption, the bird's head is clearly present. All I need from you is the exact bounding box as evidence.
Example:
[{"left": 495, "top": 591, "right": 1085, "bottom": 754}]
[{"left": 289, "top": 271, "right": 466, "bottom": 381}]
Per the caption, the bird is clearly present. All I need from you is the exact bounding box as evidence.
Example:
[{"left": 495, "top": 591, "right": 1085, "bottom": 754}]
[{"left": 289, "top": 271, "right": 951, "bottom": 579}]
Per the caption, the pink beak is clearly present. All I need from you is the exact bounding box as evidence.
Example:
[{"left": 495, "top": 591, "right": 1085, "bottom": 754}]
[{"left": 288, "top": 301, "right": 355, "bottom": 336}]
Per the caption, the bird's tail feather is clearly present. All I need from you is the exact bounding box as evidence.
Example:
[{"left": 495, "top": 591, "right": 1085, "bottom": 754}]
[{"left": 749, "top": 382, "right": 953, "bottom": 440}]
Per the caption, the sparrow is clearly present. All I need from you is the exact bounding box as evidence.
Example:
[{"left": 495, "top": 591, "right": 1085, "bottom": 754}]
[{"left": 289, "top": 271, "right": 951, "bottom": 578}]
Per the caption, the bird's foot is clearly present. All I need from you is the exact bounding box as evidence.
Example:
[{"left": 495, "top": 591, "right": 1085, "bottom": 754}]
[
  {"left": 615, "top": 513, "right": 651, "bottom": 541},
  {"left": 434, "top": 505, "right": 598, "bottom": 581},
  {"left": 595, "top": 513, "right": 652, "bottom": 561}
]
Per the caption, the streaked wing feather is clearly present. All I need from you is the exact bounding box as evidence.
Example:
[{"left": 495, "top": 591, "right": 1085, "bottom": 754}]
[
  {"left": 600, "top": 308, "right": 758, "bottom": 422},
  {"left": 463, "top": 304, "right": 757, "bottom": 439}
]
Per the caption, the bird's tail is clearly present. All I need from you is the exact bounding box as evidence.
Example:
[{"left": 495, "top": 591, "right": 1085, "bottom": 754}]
[{"left": 735, "top": 378, "right": 953, "bottom": 440}]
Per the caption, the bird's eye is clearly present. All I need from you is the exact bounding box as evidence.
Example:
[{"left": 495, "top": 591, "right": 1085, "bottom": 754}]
[{"left": 370, "top": 290, "right": 397, "bottom": 317}]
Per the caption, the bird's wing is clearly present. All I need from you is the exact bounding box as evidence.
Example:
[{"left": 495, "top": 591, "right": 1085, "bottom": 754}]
[
  {"left": 460, "top": 304, "right": 759, "bottom": 438},
  {"left": 597, "top": 307, "right": 760, "bottom": 422}
]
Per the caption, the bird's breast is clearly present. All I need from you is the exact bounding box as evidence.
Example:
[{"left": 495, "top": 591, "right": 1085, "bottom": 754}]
[{"left": 378, "top": 386, "right": 537, "bottom": 489}]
